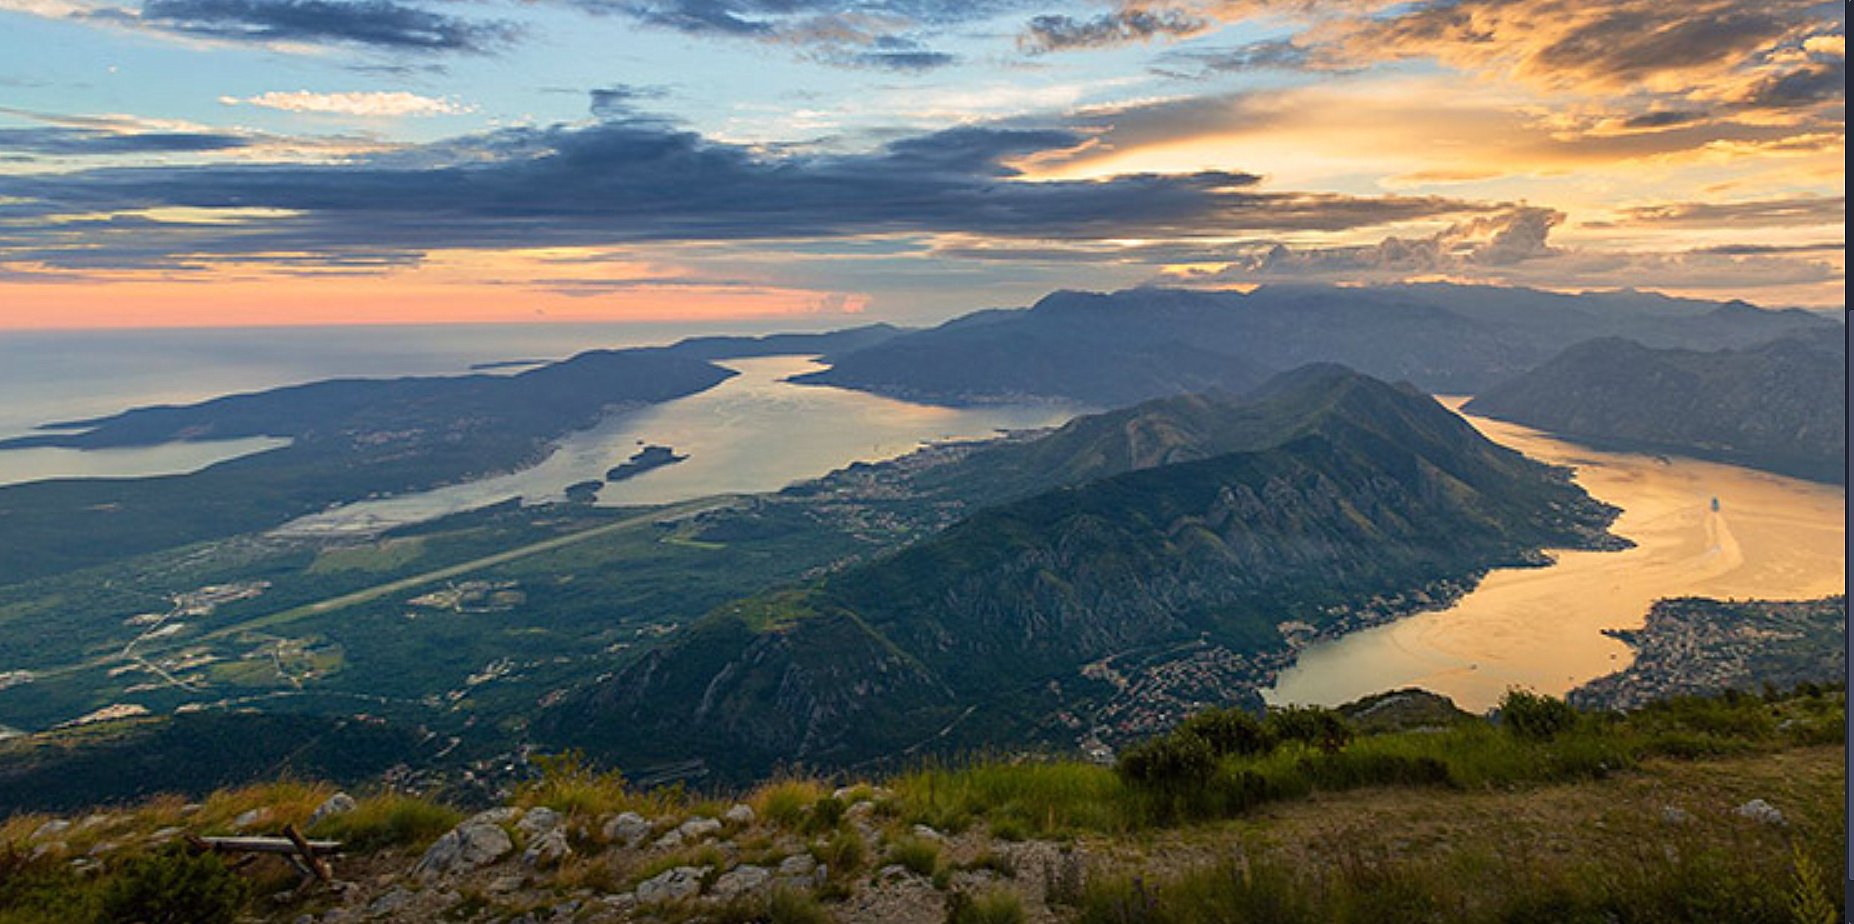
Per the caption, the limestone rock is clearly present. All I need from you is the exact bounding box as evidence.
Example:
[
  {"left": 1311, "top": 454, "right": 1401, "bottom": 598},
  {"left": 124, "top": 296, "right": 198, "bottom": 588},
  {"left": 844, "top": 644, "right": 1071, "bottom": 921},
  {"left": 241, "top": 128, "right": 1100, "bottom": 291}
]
[
  {"left": 309, "top": 793, "right": 358, "bottom": 829},
  {"left": 602, "top": 811, "right": 652, "bottom": 847},
  {"left": 413, "top": 821, "right": 514, "bottom": 879},
  {"left": 711, "top": 864, "right": 771, "bottom": 899},
  {"left": 635, "top": 865, "right": 710, "bottom": 904}
]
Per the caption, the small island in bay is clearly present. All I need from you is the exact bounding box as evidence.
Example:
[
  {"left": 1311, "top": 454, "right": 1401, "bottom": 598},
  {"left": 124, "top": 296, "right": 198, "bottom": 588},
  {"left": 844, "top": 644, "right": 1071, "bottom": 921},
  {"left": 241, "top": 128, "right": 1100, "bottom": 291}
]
[{"left": 606, "top": 444, "right": 687, "bottom": 482}]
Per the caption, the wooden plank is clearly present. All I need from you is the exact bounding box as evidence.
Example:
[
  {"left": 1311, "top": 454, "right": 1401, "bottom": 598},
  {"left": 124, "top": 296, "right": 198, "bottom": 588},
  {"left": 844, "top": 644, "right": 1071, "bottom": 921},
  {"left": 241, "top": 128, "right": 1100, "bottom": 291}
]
[
  {"left": 194, "top": 835, "right": 342, "bottom": 855},
  {"left": 283, "top": 825, "right": 334, "bottom": 883}
]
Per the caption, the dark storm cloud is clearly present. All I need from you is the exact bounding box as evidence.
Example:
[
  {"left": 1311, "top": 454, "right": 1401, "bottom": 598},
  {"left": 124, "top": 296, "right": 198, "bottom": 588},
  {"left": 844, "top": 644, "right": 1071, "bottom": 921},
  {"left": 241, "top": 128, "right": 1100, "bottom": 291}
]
[
  {"left": 0, "top": 126, "right": 253, "bottom": 156},
  {"left": 127, "top": 0, "right": 521, "bottom": 52},
  {"left": 0, "top": 119, "right": 1478, "bottom": 271},
  {"left": 1019, "top": 7, "right": 1208, "bottom": 53}
]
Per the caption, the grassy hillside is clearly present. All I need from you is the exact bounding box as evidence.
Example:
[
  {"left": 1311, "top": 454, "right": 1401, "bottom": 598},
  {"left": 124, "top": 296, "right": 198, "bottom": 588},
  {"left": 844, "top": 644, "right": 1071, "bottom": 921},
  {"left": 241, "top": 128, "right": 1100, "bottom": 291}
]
[{"left": 1, "top": 687, "right": 1841, "bottom": 923}]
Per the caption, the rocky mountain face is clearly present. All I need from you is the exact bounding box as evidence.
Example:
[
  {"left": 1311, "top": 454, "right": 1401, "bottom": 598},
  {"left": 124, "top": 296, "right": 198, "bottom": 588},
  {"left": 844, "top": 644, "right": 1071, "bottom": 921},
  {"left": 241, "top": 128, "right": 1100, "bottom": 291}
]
[
  {"left": 790, "top": 283, "right": 1833, "bottom": 406},
  {"left": 539, "top": 365, "right": 1625, "bottom": 779},
  {"left": 1465, "top": 329, "right": 1846, "bottom": 482}
]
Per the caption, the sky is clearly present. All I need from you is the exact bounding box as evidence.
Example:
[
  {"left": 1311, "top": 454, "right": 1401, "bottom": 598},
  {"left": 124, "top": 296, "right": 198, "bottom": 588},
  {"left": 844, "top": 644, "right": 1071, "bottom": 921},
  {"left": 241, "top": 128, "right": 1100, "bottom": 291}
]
[{"left": 0, "top": 0, "right": 1844, "bottom": 328}]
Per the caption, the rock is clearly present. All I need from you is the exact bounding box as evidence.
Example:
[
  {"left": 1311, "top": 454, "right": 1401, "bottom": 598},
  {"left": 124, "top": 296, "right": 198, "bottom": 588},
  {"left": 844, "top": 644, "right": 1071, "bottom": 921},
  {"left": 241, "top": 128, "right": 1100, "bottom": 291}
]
[
  {"left": 711, "top": 864, "right": 771, "bottom": 899},
  {"left": 602, "top": 811, "right": 652, "bottom": 847},
  {"left": 487, "top": 875, "right": 525, "bottom": 894},
  {"left": 1734, "top": 799, "right": 1786, "bottom": 827},
  {"left": 1659, "top": 806, "right": 1693, "bottom": 826},
  {"left": 413, "top": 822, "right": 515, "bottom": 879},
  {"left": 367, "top": 888, "right": 413, "bottom": 917},
  {"left": 77, "top": 813, "right": 115, "bottom": 831},
  {"left": 469, "top": 807, "right": 522, "bottom": 827},
  {"left": 777, "top": 854, "right": 818, "bottom": 877},
  {"left": 523, "top": 828, "right": 572, "bottom": 868},
  {"left": 601, "top": 893, "right": 639, "bottom": 914},
  {"left": 232, "top": 808, "right": 270, "bottom": 831},
  {"left": 30, "top": 819, "right": 70, "bottom": 841},
  {"left": 652, "top": 830, "right": 685, "bottom": 850},
  {"left": 678, "top": 817, "right": 723, "bottom": 841},
  {"left": 877, "top": 863, "right": 912, "bottom": 883},
  {"left": 147, "top": 826, "right": 185, "bottom": 844},
  {"left": 724, "top": 804, "right": 756, "bottom": 825},
  {"left": 516, "top": 807, "right": 562, "bottom": 839},
  {"left": 911, "top": 824, "right": 944, "bottom": 841},
  {"left": 635, "top": 865, "right": 710, "bottom": 904},
  {"left": 309, "top": 793, "right": 358, "bottom": 829}
]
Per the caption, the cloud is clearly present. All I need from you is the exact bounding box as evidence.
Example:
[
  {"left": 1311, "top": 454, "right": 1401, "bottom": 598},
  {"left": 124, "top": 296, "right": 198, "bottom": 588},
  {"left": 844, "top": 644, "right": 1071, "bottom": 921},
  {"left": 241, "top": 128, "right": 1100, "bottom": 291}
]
[
  {"left": 124, "top": 0, "right": 521, "bottom": 52},
  {"left": 0, "top": 126, "right": 252, "bottom": 155},
  {"left": 564, "top": 0, "right": 1015, "bottom": 71},
  {"left": 219, "top": 90, "right": 471, "bottom": 117},
  {"left": 1160, "top": 205, "right": 1842, "bottom": 293},
  {"left": 1019, "top": 7, "right": 1209, "bottom": 53},
  {"left": 0, "top": 119, "right": 1482, "bottom": 273},
  {"left": 1608, "top": 195, "right": 1845, "bottom": 228}
]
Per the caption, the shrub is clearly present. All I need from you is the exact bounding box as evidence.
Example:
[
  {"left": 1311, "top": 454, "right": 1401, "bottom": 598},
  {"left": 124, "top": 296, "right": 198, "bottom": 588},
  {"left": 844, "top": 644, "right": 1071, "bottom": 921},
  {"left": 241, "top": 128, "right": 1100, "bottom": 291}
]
[
  {"left": 945, "top": 888, "right": 1026, "bottom": 924},
  {"left": 887, "top": 836, "right": 942, "bottom": 877},
  {"left": 1498, "top": 689, "right": 1580, "bottom": 741},
  {"left": 813, "top": 828, "right": 866, "bottom": 878},
  {"left": 1178, "top": 708, "right": 1273, "bottom": 757},
  {"left": 804, "top": 796, "right": 847, "bottom": 834},
  {"left": 1265, "top": 706, "right": 1353, "bottom": 753},
  {"left": 714, "top": 887, "right": 833, "bottom": 924},
  {"left": 1116, "top": 734, "right": 1218, "bottom": 792},
  {"left": 307, "top": 794, "right": 462, "bottom": 851},
  {"left": 96, "top": 849, "right": 249, "bottom": 924},
  {"left": 515, "top": 750, "right": 634, "bottom": 817},
  {"left": 752, "top": 779, "right": 827, "bottom": 830}
]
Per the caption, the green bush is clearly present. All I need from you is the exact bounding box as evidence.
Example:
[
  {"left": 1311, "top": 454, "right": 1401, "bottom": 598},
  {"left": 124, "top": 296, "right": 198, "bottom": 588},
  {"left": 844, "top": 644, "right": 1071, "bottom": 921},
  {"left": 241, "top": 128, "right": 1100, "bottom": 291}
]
[
  {"left": 1178, "top": 708, "right": 1273, "bottom": 757},
  {"left": 1498, "top": 689, "right": 1580, "bottom": 741},
  {"left": 96, "top": 849, "right": 249, "bottom": 924},
  {"left": 805, "top": 796, "right": 847, "bottom": 834},
  {"left": 1116, "top": 733, "right": 1218, "bottom": 792},
  {"left": 1265, "top": 706, "right": 1353, "bottom": 753},
  {"left": 945, "top": 888, "right": 1027, "bottom": 924},
  {"left": 307, "top": 794, "right": 462, "bottom": 851},
  {"left": 887, "top": 836, "right": 942, "bottom": 877}
]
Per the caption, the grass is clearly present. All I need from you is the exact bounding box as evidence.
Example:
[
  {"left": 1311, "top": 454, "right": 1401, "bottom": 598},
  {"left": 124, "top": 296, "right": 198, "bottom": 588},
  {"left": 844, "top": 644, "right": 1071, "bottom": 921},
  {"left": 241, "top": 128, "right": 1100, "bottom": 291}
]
[
  {"left": 946, "top": 888, "right": 1027, "bottom": 924},
  {"left": 305, "top": 793, "right": 461, "bottom": 851},
  {"left": 884, "top": 836, "right": 941, "bottom": 877},
  {"left": 889, "top": 687, "right": 1846, "bottom": 838}
]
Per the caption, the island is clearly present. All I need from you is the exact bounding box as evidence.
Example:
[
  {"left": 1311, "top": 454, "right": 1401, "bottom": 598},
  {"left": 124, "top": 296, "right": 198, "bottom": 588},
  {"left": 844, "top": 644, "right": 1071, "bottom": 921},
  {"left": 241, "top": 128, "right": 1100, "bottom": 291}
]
[{"left": 606, "top": 444, "right": 687, "bottom": 482}]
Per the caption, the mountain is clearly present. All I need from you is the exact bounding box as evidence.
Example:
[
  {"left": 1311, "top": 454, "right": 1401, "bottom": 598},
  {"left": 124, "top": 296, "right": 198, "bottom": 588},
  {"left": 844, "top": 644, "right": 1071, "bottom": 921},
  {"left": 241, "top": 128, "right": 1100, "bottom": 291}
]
[
  {"left": 0, "top": 349, "right": 734, "bottom": 581},
  {"left": 1465, "top": 330, "right": 1846, "bottom": 482},
  {"left": 791, "top": 283, "right": 1834, "bottom": 406},
  {"left": 537, "top": 365, "right": 1624, "bottom": 779},
  {"left": 662, "top": 323, "right": 907, "bottom": 361}
]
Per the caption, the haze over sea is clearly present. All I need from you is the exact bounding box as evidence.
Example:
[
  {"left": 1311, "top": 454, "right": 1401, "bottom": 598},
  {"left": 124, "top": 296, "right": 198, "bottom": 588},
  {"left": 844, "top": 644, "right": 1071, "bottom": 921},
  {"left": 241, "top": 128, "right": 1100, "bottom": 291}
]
[{"left": 0, "top": 321, "right": 840, "bottom": 482}]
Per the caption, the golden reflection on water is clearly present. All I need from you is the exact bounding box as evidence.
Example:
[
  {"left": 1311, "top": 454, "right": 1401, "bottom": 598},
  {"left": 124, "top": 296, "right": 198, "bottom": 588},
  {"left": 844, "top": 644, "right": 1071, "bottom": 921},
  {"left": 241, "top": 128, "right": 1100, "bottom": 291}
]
[{"left": 1265, "top": 398, "right": 1846, "bottom": 713}]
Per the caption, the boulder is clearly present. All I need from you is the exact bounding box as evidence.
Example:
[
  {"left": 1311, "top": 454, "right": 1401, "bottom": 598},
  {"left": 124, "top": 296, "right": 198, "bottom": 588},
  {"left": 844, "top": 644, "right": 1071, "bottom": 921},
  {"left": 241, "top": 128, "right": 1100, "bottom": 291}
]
[
  {"left": 516, "top": 806, "right": 562, "bottom": 839},
  {"left": 413, "top": 821, "right": 515, "bottom": 879},
  {"left": 635, "top": 865, "right": 710, "bottom": 904},
  {"left": 30, "top": 820, "right": 70, "bottom": 842},
  {"left": 677, "top": 817, "right": 723, "bottom": 841},
  {"left": 523, "top": 828, "right": 572, "bottom": 868},
  {"left": 308, "top": 793, "right": 358, "bottom": 829},
  {"left": 723, "top": 804, "right": 756, "bottom": 826},
  {"left": 1734, "top": 799, "right": 1786, "bottom": 827},
  {"left": 711, "top": 864, "right": 772, "bottom": 899},
  {"left": 602, "top": 811, "right": 652, "bottom": 848},
  {"left": 232, "top": 808, "right": 270, "bottom": 831}
]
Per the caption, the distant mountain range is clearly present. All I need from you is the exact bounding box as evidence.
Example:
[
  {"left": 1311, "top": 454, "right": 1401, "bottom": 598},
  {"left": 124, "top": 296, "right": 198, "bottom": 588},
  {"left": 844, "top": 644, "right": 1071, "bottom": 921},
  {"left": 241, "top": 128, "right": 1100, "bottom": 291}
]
[
  {"left": 1465, "top": 329, "right": 1846, "bottom": 482},
  {"left": 791, "top": 284, "right": 1835, "bottom": 406},
  {"left": 536, "top": 365, "right": 1625, "bottom": 779}
]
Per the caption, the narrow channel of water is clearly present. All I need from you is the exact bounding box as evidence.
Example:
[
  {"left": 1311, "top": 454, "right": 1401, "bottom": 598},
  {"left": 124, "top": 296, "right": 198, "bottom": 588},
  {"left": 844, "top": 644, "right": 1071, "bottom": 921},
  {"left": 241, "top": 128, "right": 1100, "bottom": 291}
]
[{"left": 1265, "top": 400, "right": 1846, "bottom": 712}]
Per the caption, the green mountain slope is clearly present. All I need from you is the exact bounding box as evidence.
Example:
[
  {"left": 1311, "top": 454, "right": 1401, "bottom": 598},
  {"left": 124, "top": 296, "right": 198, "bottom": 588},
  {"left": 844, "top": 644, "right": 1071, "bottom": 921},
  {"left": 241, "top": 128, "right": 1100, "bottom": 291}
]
[
  {"left": 1465, "top": 330, "right": 1846, "bottom": 482},
  {"left": 540, "top": 366, "right": 1624, "bottom": 778}
]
